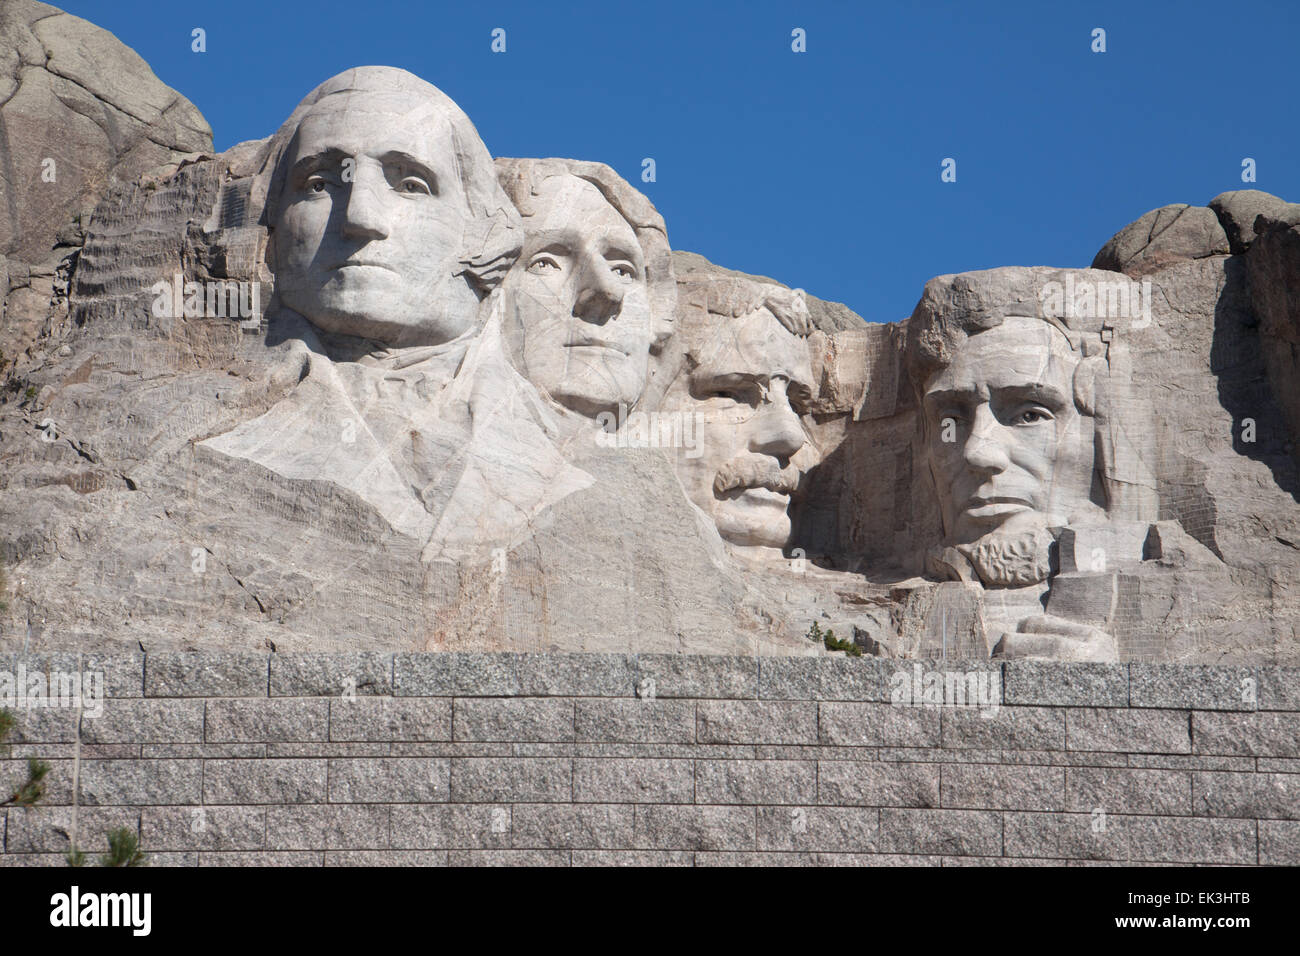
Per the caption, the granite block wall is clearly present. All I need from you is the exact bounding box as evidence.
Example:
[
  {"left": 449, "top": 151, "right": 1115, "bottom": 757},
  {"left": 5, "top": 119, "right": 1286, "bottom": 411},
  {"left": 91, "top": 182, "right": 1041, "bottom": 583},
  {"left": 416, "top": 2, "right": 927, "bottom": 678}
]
[{"left": 0, "top": 653, "right": 1295, "bottom": 866}]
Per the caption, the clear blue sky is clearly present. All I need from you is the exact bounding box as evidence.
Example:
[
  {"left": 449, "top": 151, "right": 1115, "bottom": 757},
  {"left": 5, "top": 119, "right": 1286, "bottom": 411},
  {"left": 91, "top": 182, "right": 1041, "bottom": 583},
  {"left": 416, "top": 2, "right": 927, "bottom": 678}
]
[{"left": 54, "top": 0, "right": 1300, "bottom": 323}]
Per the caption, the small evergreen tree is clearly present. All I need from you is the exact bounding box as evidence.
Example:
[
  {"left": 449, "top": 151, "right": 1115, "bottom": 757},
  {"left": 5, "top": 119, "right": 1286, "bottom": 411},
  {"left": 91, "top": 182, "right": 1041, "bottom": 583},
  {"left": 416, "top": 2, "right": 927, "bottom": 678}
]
[{"left": 806, "top": 621, "right": 862, "bottom": 657}]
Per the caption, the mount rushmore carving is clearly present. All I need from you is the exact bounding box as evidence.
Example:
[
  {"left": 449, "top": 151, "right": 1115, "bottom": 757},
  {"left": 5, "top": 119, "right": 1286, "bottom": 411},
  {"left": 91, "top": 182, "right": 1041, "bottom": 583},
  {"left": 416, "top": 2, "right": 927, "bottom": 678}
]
[{"left": 4, "top": 9, "right": 1300, "bottom": 663}]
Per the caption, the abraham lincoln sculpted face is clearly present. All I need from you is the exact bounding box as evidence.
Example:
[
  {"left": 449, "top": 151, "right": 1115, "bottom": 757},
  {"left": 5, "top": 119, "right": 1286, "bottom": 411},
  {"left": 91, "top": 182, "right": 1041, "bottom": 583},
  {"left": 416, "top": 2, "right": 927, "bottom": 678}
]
[
  {"left": 906, "top": 270, "right": 1126, "bottom": 661},
  {"left": 922, "top": 315, "right": 1097, "bottom": 548}
]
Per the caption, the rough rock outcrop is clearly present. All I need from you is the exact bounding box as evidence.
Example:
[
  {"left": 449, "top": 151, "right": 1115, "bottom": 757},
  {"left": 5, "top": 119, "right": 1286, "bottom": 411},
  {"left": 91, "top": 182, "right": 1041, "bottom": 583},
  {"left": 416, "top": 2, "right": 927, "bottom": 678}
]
[
  {"left": 0, "top": 0, "right": 211, "bottom": 403},
  {"left": 1092, "top": 203, "right": 1229, "bottom": 276},
  {"left": 671, "top": 250, "right": 868, "bottom": 333},
  {"left": 1246, "top": 199, "right": 1300, "bottom": 475},
  {"left": 1210, "top": 189, "right": 1295, "bottom": 254}
]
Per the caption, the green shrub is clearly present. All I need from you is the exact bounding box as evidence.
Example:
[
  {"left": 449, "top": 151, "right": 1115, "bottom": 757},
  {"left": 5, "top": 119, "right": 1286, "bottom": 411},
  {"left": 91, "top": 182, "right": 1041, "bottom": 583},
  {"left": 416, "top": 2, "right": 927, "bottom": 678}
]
[
  {"left": 101, "top": 828, "right": 146, "bottom": 867},
  {"left": 806, "top": 620, "right": 862, "bottom": 657},
  {"left": 0, "top": 710, "right": 49, "bottom": 806}
]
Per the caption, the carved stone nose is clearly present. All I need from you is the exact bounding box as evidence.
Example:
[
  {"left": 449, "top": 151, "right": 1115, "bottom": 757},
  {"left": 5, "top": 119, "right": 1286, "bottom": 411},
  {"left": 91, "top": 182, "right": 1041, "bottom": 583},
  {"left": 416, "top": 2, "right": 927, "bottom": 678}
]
[
  {"left": 341, "top": 172, "right": 389, "bottom": 242},
  {"left": 962, "top": 405, "right": 1011, "bottom": 473},
  {"left": 749, "top": 398, "right": 805, "bottom": 460},
  {"left": 572, "top": 282, "right": 623, "bottom": 325}
]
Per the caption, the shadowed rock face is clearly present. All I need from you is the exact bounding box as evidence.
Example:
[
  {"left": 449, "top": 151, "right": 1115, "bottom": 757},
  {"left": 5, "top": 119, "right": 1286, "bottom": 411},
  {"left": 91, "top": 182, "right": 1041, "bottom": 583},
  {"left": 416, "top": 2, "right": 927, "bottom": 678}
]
[
  {"left": 0, "top": 0, "right": 211, "bottom": 389},
  {"left": 3, "top": 7, "right": 1300, "bottom": 663}
]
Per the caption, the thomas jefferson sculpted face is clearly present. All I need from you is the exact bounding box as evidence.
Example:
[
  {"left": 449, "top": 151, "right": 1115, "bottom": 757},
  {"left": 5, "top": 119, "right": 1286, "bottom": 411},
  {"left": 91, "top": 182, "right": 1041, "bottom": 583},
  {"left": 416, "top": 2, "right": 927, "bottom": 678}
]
[
  {"left": 268, "top": 70, "right": 498, "bottom": 348},
  {"left": 922, "top": 315, "right": 1096, "bottom": 546},
  {"left": 501, "top": 173, "right": 655, "bottom": 418}
]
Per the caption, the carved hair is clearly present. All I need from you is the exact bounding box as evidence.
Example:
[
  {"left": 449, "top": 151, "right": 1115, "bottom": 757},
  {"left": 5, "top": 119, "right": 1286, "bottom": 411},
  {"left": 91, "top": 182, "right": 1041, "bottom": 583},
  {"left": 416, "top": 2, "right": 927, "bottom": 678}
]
[
  {"left": 675, "top": 274, "right": 813, "bottom": 338},
  {"left": 905, "top": 269, "right": 1081, "bottom": 396},
  {"left": 495, "top": 157, "right": 676, "bottom": 352},
  {"left": 253, "top": 66, "right": 523, "bottom": 293}
]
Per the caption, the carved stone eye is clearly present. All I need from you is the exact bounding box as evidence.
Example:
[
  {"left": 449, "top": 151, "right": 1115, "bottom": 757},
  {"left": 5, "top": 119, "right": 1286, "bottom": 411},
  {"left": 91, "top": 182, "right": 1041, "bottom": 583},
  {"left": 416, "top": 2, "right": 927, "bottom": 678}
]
[
  {"left": 1011, "top": 407, "right": 1052, "bottom": 425},
  {"left": 527, "top": 256, "right": 562, "bottom": 274},
  {"left": 707, "top": 383, "right": 759, "bottom": 406}
]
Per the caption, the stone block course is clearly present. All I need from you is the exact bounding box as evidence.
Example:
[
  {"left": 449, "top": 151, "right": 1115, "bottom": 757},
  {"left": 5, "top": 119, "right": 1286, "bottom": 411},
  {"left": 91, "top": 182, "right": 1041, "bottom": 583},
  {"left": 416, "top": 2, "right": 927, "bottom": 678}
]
[
  {"left": 0, "top": 654, "right": 1294, "bottom": 866},
  {"left": 1064, "top": 767, "right": 1192, "bottom": 816},
  {"left": 696, "top": 700, "right": 817, "bottom": 745},
  {"left": 1002, "top": 662, "right": 1127, "bottom": 707},
  {"left": 142, "top": 805, "right": 265, "bottom": 851},
  {"left": 1003, "top": 811, "right": 1256, "bottom": 864},
  {"left": 1066, "top": 707, "right": 1191, "bottom": 754},
  {"left": 1129, "top": 664, "right": 1258, "bottom": 711},
  {"left": 449, "top": 757, "right": 571, "bottom": 803},
  {"left": 328, "top": 758, "right": 449, "bottom": 804},
  {"left": 941, "top": 763, "right": 1064, "bottom": 812},
  {"left": 941, "top": 706, "right": 1065, "bottom": 751},
  {"left": 203, "top": 758, "right": 328, "bottom": 805},
  {"left": 877, "top": 808, "right": 1003, "bottom": 856},
  {"left": 818, "top": 760, "right": 940, "bottom": 808},
  {"left": 146, "top": 654, "right": 269, "bottom": 698},
  {"left": 206, "top": 698, "right": 329, "bottom": 743},
  {"left": 758, "top": 657, "right": 887, "bottom": 701},
  {"left": 1193, "top": 711, "right": 1300, "bottom": 756},
  {"left": 572, "top": 758, "right": 693, "bottom": 804},
  {"left": 694, "top": 759, "right": 816, "bottom": 805},
  {"left": 271, "top": 654, "right": 394, "bottom": 698},
  {"left": 818, "top": 702, "right": 941, "bottom": 747},
  {"left": 454, "top": 698, "right": 574, "bottom": 743},
  {"left": 265, "top": 804, "right": 392, "bottom": 850},
  {"left": 82, "top": 699, "right": 204, "bottom": 744},
  {"left": 329, "top": 698, "right": 451, "bottom": 742},
  {"left": 574, "top": 699, "right": 695, "bottom": 743},
  {"left": 636, "top": 656, "right": 757, "bottom": 699},
  {"left": 755, "top": 805, "right": 879, "bottom": 852}
]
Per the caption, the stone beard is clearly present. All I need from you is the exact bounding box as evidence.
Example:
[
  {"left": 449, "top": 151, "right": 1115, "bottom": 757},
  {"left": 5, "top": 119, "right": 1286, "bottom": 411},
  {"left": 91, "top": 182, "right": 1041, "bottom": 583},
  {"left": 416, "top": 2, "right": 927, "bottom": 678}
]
[{"left": 663, "top": 291, "right": 816, "bottom": 552}]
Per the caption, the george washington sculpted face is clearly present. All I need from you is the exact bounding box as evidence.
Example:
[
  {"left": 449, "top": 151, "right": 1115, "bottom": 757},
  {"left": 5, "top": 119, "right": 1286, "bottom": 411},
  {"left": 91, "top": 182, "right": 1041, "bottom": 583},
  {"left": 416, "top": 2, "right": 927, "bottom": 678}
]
[{"left": 268, "top": 70, "right": 495, "bottom": 348}]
